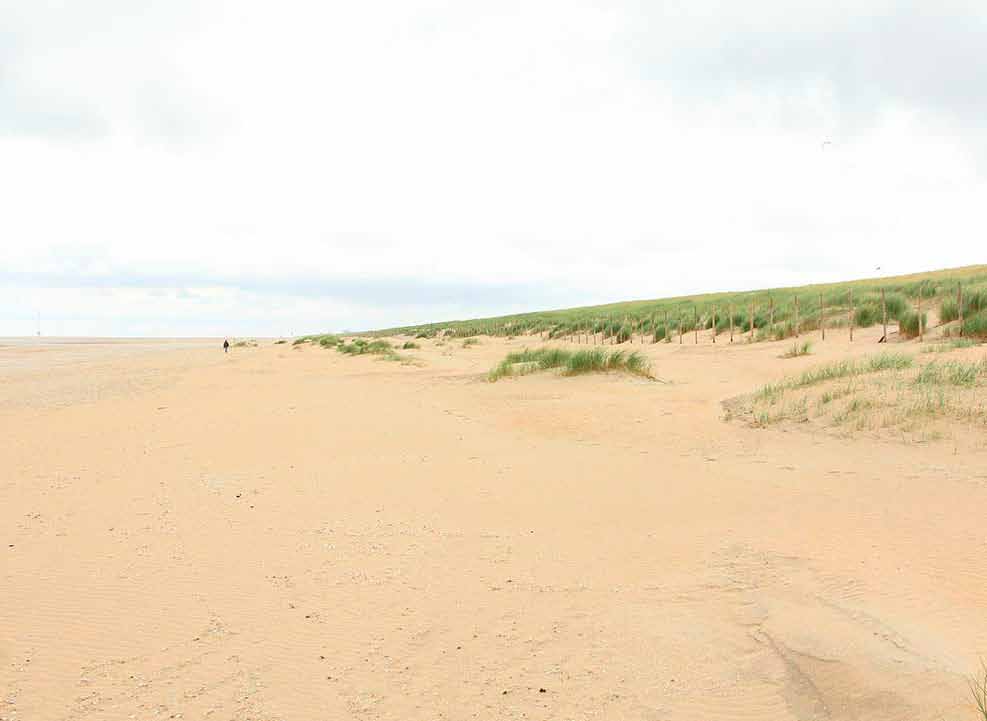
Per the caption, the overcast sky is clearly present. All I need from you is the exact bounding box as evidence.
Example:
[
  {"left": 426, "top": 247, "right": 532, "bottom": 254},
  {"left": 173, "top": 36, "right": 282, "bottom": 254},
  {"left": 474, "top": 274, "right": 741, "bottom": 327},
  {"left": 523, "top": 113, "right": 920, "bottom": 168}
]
[{"left": 2, "top": 1, "right": 985, "bottom": 336}]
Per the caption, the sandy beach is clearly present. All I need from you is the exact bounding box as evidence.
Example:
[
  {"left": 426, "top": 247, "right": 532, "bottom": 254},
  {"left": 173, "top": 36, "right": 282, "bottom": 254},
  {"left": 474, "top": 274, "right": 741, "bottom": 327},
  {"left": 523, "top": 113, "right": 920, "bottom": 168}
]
[{"left": 3, "top": 332, "right": 986, "bottom": 720}]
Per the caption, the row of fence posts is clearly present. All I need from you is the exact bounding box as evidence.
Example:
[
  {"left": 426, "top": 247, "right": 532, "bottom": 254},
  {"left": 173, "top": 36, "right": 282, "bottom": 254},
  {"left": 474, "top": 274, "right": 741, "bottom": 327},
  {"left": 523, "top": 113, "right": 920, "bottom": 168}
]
[{"left": 539, "top": 282, "right": 965, "bottom": 345}]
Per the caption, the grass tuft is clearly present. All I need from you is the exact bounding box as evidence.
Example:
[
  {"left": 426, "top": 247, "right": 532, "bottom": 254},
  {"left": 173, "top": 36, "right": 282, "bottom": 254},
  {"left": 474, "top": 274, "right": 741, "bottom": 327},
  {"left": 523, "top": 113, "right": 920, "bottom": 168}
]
[
  {"left": 337, "top": 339, "right": 393, "bottom": 356},
  {"left": 294, "top": 334, "right": 341, "bottom": 347},
  {"left": 488, "top": 347, "right": 651, "bottom": 381},
  {"left": 781, "top": 341, "right": 812, "bottom": 358}
]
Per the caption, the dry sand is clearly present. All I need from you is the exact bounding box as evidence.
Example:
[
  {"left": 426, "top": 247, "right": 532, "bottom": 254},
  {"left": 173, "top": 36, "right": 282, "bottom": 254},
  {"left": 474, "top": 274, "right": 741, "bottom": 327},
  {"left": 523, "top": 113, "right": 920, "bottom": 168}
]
[{"left": 2, "top": 331, "right": 987, "bottom": 720}]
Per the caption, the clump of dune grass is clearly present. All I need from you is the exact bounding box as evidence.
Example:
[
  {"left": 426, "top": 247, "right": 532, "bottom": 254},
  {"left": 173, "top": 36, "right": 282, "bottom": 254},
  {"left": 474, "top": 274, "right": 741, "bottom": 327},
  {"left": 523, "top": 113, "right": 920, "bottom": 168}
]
[
  {"left": 729, "top": 350, "right": 987, "bottom": 441},
  {"left": 462, "top": 337, "right": 480, "bottom": 348},
  {"left": 335, "top": 338, "right": 420, "bottom": 364},
  {"left": 337, "top": 339, "right": 393, "bottom": 356},
  {"left": 401, "top": 341, "right": 420, "bottom": 349},
  {"left": 274, "top": 339, "right": 287, "bottom": 344},
  {"left": 293, "top": 334, "right": 341, "bottom": 347},
  {"left": 898, "top": 310, "right": 927, "bottom": 338},
  {"left": 963, "top": 310, "right": 987, "bottom": 339},
  {"left": 781, "top": 341, "right": 812, "bottom": 359},
  {"left": 488, "top": 347, "right": 651, "bottom": 381},
  {"left": 914, "top": 359, "right": 987, "bottom": 387},
  {"left": 233, "top": 340, "right": 258, "bottom": 348}
]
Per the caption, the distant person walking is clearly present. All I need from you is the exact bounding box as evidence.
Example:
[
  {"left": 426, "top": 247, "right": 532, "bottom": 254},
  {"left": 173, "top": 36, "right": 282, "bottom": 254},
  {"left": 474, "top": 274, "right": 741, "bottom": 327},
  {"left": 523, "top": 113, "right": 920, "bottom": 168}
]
[{"left": 223, "top": 339, "right": 230, "bottom": 353}]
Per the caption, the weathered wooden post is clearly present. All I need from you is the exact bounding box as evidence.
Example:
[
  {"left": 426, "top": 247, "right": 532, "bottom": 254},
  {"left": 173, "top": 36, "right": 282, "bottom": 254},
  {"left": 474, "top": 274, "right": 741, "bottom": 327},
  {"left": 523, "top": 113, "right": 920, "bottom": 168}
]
[
  {"left": 749, "top": 300, "right": 754, "bottom": 342},
  {"left": 694, "top": 306, "right": 698, "bottom": 344},
  {"left": 794, "top": 295, "right": 800, "bottom": 338},
  {"left": 729, "top": 304, "right": 734, "bottom": 343},
  {"left": 881, "top": 288, "right": 887, "bottom": 341},
  {"left": 664, "top": 310, "right": 670, "bottom": 343},
  {"left": 712, "top": 307, "right": 716, "bottom": 343},
  {"left": 918, "top": 292, "right": 923, "bottom": 342},
  {"left": 849, "top": 289, "right": 854, "bottom": 342},
  {"left": 820, "top": 292, "right": 825, "bottom": 341},
  {"left": 958, "top": 282, "right": 964, "bottom": 336}
]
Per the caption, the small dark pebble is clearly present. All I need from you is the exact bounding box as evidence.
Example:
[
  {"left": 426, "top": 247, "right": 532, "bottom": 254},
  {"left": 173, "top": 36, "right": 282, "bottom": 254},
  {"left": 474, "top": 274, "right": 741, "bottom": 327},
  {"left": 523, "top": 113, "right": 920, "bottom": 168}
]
[{"left": 539, "top": 688, "right": 547, "bottom": 693}]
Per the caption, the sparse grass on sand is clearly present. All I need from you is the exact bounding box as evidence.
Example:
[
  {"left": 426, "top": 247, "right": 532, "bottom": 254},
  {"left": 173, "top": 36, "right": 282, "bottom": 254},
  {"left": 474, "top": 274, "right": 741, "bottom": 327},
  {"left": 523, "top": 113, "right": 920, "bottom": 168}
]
[
  {"left": 233, "top": 340, "right": 259, "bottom": 348},
  {"left": 293, "top": 334, "right": 341, "bottom": 347},
  {"left": 729, "top": 352, "right": 987, "bottom": 440},
  {"left": 781, "top": 341, "right": 812, "bottom": 358},
  {"left": 972, "top": 660, "right": 987, "bottom": 721},
  {"left": 922, "top": 338, "right": 977, "bottom": 353},
  {"left": 488, "top": 347, "right": 651, "bottom": 381},
  {"left": 401, "top": 341, "right": 420, "bottom": 349},
  {"left": 335, "top": 339, "right": 415, "bottom": 364},
  {"left": 462, "top": 337, "right": 480, "bottom": 348}
]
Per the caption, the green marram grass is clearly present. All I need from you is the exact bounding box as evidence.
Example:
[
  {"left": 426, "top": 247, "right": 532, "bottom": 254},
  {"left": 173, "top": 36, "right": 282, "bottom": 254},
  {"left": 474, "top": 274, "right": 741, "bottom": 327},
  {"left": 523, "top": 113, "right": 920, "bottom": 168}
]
[
  {"left": 293, "top": 334, "right": 341, "bottom": 347},
  {"left": 355, "top": 265, "right": 987, "bottom": 345},
  {"left": 732, "top": 351, "right": 987, "bottom": 440},
  {"left": 337, "top": 339, "right": 393, "bottom": 356},
  {"left": 754, "top": 353, "right": 914, "bottom": 403},
  {"left": 921, "top": 338, "right": 977, "bottom": 353},
  {"left": 914, "top": 359, "right": 987, "bottom": 388},
  {"left": 962, "top": 310, "right": 987, "bottom": 338},
  {"left": 781, "top": 341, "right": 812, "bottom": 358},
  {"left": 488, "top": 347, "right": 651, "bottom": 381}
]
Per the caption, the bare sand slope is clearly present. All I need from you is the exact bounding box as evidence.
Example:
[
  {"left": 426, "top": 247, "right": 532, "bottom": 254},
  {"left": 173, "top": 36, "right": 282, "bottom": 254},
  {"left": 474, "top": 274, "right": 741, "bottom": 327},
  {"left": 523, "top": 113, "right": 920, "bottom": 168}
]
[{"left": 3, "top": 333, "right": 987, "bottom": 721}]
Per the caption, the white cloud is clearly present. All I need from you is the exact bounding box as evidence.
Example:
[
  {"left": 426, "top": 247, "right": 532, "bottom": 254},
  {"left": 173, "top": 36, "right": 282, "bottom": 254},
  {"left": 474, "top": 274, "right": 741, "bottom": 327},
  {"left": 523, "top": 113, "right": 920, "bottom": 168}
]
[{"left": 2, "top": 0, "right": 985, "bottom": 335}]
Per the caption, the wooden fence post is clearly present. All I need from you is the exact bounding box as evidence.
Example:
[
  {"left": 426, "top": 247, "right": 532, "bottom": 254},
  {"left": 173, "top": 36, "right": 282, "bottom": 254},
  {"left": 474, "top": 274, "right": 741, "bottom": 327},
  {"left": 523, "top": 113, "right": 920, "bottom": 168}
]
[
  {"left": 694, "top": 307, "right": 698, "bottom": 344},
  {"left": 794, "top": 295, "right": 800, "bottom": 338},
  {"left": 769, "top": 296, "right": 774, "bottom": 331},
  {"left": 820, "top": 292, "right": 825, "bottom": 341},
  {"left": 749, "top": 300, "right": 754, "bottom": 342},
  {"left": 958, "top": 282, "right": 964, "bottom": 336},
  {"left": 679, "top": 315, "right": 683, "bottom": 344},
  {"left": 849, "top": 289, "right": 854, "bottom": 342},
  {"left": 881, "top": 288, "right": 887, "bottom": 342},
  {"left": 664, "top": 311, "right": 670, "bottom": 343},
  {"left": 918, "top": 292, "right": 923, "bottom": 342},
  {"left": 712, "top": 307, "right": 716, "bottom": 343},
  {"left": 730, "top": 305, "right": 734, "bottom": 343}
]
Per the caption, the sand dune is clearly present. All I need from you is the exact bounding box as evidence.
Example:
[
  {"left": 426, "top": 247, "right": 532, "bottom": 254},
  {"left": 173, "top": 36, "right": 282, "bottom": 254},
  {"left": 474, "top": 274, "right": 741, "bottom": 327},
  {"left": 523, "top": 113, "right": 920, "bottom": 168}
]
[{"left": 2, "top": 332, "right": 986, "bottom": 720}]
